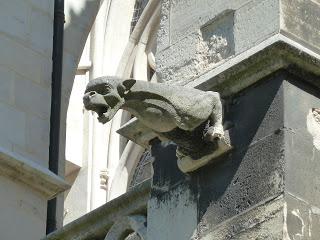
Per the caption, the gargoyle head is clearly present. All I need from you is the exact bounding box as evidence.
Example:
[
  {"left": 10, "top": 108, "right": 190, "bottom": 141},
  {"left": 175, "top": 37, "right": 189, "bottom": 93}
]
[{"left": 83, "top": 76, "right": 135, "bottom": 123}]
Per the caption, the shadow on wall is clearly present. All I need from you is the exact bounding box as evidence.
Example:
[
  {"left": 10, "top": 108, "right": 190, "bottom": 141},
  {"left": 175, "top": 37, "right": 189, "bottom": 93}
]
[
  {"left": 148, "top": 71, "right": 287, "bottom": 239},
  {"left": 192, "top": 71, "right": 287, "bottom": 238}
]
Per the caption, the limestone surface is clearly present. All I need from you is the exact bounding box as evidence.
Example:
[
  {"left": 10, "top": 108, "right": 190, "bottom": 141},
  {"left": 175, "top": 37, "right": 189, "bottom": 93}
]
[{"left": 83, "top": 76, "right": 231, "bottom": 172}]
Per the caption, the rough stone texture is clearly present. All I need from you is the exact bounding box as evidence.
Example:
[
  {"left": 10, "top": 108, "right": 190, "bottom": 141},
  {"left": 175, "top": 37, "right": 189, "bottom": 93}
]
[
  {"left": 197, "top": 11, "right": 235, "bottom": 73},
  {"left": 285, "top": 130, "right": 320, "bottom": 206},
  {"left": 44, "top": 180, "right": 151, "bottom": 240},
  {"left": 284, "top": 193, "right": 320, "bottom": 239},
  {"left": 197, "top": 131, "right": 285, "bottom": 228},
  {"left": 198, "top": 72, "right": 320, "bottom": 240},
  {"left": 197, "top": 196, "right": 284, "bottom": 240},
  {"left": 146, "top": 0, "right": 320, "bottom": 238},
  {"left": 156, "top": 0, "right": 170, "bottom": 52},
  {"left": 105, "top": 215, "right": 147, "bottom": 240},
  {"left": 196, "top": 72, "right": 286, "bottom": 233},
  {"left": 234, "top": 0, "right": 280, "bottom": 54},
  {"left": 148, "top": 141, "right": 198, "bottom": 240},
  {"left": 0, "top": 175, "right": 48, "bottom": 240},
  {"left": 281, "top": 78, "right": 320, "bottom": 240},
  {"left": 281, "top": 0, "right": 320, "bottom": 54},
  {"left": 156, "top": 0, "right": 280, "bottom": 83},
  {"left": 147, "top": 71, "right": 320, "bottom": 239},
  {"left": 156, "top": 0, "right": 320, "bottom": 86}
]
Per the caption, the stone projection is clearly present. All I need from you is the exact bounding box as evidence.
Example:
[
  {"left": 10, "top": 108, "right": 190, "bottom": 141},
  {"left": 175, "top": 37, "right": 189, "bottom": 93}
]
[{"left": 83, "top": 76, "right": 231, "bottom": 173}]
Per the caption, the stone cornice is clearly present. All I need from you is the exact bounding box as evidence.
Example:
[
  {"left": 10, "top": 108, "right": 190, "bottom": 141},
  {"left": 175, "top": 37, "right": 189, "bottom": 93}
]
[
  {"left": 117, "top": 35, "right": 320, "bottom": 148},
  {"left": 44, "top": 180, "right": 151, "bottom": 240},
  {"left": 0, "top": 147, "right": 70, "bottom": 199},
  {"left": 186, "top": 35, "right": 320, "bottom": 95}
]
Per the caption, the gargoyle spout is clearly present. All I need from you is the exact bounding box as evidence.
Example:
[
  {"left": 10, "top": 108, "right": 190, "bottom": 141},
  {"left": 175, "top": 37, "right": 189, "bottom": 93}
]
[{"left": 83, "top": 76, "right": 232, "bottom": 172}]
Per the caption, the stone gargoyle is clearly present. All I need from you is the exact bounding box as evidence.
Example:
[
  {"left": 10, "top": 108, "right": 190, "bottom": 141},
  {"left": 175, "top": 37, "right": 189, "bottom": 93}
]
[{"left": 83, "top": 76, "right": 231, "bottom": 172}]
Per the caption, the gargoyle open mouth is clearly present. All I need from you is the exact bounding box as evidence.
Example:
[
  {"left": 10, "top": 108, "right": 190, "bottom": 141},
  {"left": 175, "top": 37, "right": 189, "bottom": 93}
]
[{"left": 96, "top": 106, "right": 110, "bottom": 123}]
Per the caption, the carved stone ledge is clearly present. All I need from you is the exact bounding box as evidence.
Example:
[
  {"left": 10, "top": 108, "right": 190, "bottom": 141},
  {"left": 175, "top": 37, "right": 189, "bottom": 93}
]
[
  {"left": 117, "top": 118, "right": 157, "bottom": 149},
  {"left": 187, "top": 35, "right": 320, "bottom": 95},
  {"left": 43, "top": 180, "right": 151, "bottom": 240},
  {"left": 177, "top": 139, "right": 232, "bottom": 173},
  {"left": 104, "top": 215, "right": 147, "bottom": 240},
  {"left": 118, "top": 118, "right": 233, "bottom": 173},
  {"left": 0, "top": 147, "right": 70, "bottom": 199}
]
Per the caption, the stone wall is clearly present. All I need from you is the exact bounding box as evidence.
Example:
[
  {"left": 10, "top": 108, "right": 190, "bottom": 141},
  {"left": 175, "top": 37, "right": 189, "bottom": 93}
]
[
  {"left": 0, "top": 1, "right": 54, "bottom": 239},
  {"left": 149, "top": 0, "right": 320, "bottom": 239},
  {"left": 156, "top": 0, "right": 280, "bottom": 84},
  {"left": 0, "top": 0, "right": 53, "bottom": 167}
]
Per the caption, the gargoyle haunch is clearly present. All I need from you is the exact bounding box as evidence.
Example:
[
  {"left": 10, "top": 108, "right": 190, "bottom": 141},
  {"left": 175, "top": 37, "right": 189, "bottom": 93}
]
[{"left": 83, "top": 76, "right": 231, "bottom": 172}]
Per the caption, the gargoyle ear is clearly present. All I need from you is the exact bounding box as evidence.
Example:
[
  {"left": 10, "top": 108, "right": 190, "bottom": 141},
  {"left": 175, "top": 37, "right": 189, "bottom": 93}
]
[
  {"left": 117, "top": 79, "right": 136, "bottom": 96},
  {"left": 123, "top": 78, "right": 136, "bottom": 90},
  {"left": 116, "top": 83, "right": 125, "bottom": 96}
]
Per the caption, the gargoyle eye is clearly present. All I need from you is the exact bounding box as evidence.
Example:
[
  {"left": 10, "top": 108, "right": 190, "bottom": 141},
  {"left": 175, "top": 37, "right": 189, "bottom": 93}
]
[{"left": 98, "top": 84, "right": 112, "bottom": 95}]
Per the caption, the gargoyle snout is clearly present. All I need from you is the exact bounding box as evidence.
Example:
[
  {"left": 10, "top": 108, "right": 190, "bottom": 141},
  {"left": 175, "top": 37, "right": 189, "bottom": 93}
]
[{"left": 83, "top": 91, "right": 96, "bottom": 109}]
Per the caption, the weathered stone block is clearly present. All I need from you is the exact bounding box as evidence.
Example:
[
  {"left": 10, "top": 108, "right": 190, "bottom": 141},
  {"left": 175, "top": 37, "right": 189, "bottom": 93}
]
[
  {"left": 197, "top": 131, "right": 285, "bottom": 228},
  {"left": 156, "top": 32, "right": 199, "bottom": 82},
  {"left": 197, "top": 11, "right": 235, "bottom": 73},
  {"left": 157, "top": 0, "right": 281, "bottom": 83},
  {"left": 285, "top": 193, "right": 311, "bottom": 239},
  {"left": 148, "top": 69, "right": 320, "bottom": 239},
  {"left": 197, "top": 196, "right": 284, "bottom": 240},
  {"left": 283, "top": 79, "right": 320, "bottom": 139},
  {"left": 14, "top": 76, "right": 51, "bottom": 119},
  {"left": 30, "top": 8, "right": 53, "bottom": 57},
  {"left": 25, "top": 114, "right": 50, "bottom": 165},
  {"left": 28, "top": 0, "right": 54, "bottom": 17},
  {"left": 0, "top": 0, "right": 30, "bottom": 42},
  {"left": 0, "top": 102, "right": 26, "bottom": 147},
  {"left": 157, "top": 0, "right": 320, "bottom": 85},
  {"left": 234, "top": 0, "right": 280, "bottom": 53},
  {"left": 149, "top": 0, "right": 320, "bottom": 238},
  {"left": 0, "top": 66, "right": 15, "bottom": 105},
  {"left": 169, "top": 0, "right": 249, "bottom": 44},
  {"left": 0, "top": 175, "right": 47, "bottom": 240},
  {"left": 150, "top": 141, "right": 186, "bottom": 189},
  {"left": 0, "top": 35, "right": 51, "bottom": 86},
  {"left": 148, "top": 184, "right": 198, "bottom": 240},
  {"left": 285, "top": 130, "right": 320, "bottom": 209},
  {"left": 227, "top": 72, "right": 284, "bottom": 150},
  {"left": 11, "top": 144, "right": 45, "bottom": 169},
  {"left": 148, "top": 141, "right": 198, "bottom": 240},
  {"left": 284, "top": 192, "right": 320, "bottom": 239},
  {"left": 281, "top": 0, "right": 320, "bottom": 53},
  {"left": 156, "top": 0, "right": 170, "bottom": 52}
]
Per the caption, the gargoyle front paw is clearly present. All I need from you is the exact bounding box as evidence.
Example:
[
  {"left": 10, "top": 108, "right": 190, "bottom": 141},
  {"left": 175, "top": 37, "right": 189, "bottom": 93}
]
[{"left": 204, "top": 126, "right": 224, "bottom": 142}]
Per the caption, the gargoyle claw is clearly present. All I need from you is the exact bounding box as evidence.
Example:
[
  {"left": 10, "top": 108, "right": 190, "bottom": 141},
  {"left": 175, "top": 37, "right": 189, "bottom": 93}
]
[{"left": 204, "top": 126, "right": 224, "bottom": 142}]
